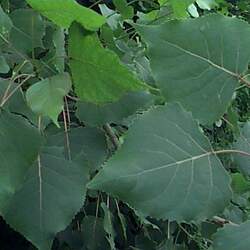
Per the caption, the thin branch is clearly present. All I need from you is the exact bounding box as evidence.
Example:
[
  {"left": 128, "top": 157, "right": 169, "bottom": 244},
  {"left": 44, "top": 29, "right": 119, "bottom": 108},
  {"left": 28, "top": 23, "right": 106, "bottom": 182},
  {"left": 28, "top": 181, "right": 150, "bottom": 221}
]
[
  {"left": 103, "top": 123, "right": 120, "bottom": 150},
  {"left": 213, "top": 149, "right": 250, "bottom": 158},
  {"left": 0, "top": 74, "right": 34, "bottom": 107},
  {"left": 239, "top": 75, "right": 250, "bottom": 88},
  {"left": 62, "top": 107, "right": 71, "bottom": 161},
  {"left": 212, "top": 216, "right": 238, "bottom": 226}
]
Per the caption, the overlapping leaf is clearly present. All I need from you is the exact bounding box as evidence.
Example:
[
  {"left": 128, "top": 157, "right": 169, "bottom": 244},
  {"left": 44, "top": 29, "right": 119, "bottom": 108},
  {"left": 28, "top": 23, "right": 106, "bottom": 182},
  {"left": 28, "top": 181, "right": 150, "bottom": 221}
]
[
  {"left": 25, "top": 0, "right": 105, "bottom": 30},
  {"left": 0, "top": 110, "right": 42, "bottom": 210},
  {"left": 26, "top": 73, "right": 72, "bottom": 126},
  {"left": 0, "top": 5, "right": 12, "bottom": 45},
  {"left": 10, "top": 9, "right": 45, "bottom": 54},
  {"left": 69, "top": 23, "right": 146, "bottom": 104},
  {"left": 76, "top": 91, "right": 153, "bottom": 127},
  {"left": 136, "top": 14, "right": 250, "bottom": 124},
  {"left": 1, "top": 147, "right": 86, "bottom": 250},
  {"left": 212, "top": 220, "right": 250, "bottom": 250},
  {"left": 88, "top": 103, "right": 231, "bottom": 221},
  {"left": 46, "top": 126, "right": 107, "bottom": 172},
  {"left": 233, "top": 122, "right": 250, "bottom": 175}
]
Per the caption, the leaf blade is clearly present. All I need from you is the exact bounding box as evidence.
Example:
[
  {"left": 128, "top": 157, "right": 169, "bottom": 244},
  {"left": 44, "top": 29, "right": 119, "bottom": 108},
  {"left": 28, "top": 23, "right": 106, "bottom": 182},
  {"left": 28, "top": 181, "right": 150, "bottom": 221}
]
[{"left": 88, "top": 103, "right": 231, "bottom": 221}]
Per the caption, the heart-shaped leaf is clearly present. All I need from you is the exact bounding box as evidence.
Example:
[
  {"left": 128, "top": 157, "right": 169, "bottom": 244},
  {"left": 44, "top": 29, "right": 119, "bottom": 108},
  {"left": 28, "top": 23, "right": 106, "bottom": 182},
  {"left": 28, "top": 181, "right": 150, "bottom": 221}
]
[
  {"left": 136, "top": 14, "right": 250, "bottom": 124},
  {"left": 26, "top": 73, "right": 72, "bottom": 126},
  {"left": 88, "top": 103, "right": 231, "bottom": 221},
  {"left": 1, "top": 147, "right": 86, "bottom": 250}
]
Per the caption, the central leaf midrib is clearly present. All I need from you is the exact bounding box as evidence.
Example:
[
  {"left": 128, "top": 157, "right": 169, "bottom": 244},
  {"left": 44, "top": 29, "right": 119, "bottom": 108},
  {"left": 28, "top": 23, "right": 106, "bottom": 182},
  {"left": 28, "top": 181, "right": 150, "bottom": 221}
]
[{"left": 162, "top": 39, "right": 239, "bottom": 79}]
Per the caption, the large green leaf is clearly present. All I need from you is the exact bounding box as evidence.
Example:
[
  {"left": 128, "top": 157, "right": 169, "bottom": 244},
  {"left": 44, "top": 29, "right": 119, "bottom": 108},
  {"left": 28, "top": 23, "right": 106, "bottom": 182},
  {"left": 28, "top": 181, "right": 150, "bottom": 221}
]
[
  {"left": 69, "top": 23, "right": 146, "bottom": 104},
  {"left": 212, "top": 220, "right": 250, "bottom": 250},
  {"left": 136, "top": 14, "right": 250, "bottom": 124},
  {"left": 26, "top": 0, "right": 105, "bottom": 31},
  {"left": 26, "top": 73, "right": 72, "bottom": 126},
  {"left": 233, "top": 122, "right": 250, "bottom": 175},
  {"left": 76, "top": 91, "right": 153, "bottom": 127},
  {"left": 88, "top": 103, "right": 231, "bottom": 221},
  {"left": 0, "top": 110, "right": 42, "bottom": 210},
  {"left": 1, "top": 147, "right": 86, "bottom": 250},
  {"left": 9, "top": 9, "right": 45, "bottom": 54}
]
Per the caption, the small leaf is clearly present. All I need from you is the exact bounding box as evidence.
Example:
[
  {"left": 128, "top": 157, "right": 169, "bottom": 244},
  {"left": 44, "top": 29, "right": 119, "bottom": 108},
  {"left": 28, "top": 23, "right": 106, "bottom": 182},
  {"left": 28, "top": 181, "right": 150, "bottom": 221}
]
[
  {"left": 233, "top": 122, "right": 250, "bottom": 175},
  {"left": 113, "top": 0, "right": 134, "bottom": 19},
  {"left": 0, "top": 110, "right": 43, "bottom": 210},
  {"left": 170, "top": 0, "right": 194, "bottom": 18},
  {"left": 26, "top": 0, "right": 105, "bottom": 30},
  {"left": 9, "top": 9, "right": 45, "bottom": 54},
  {"left": 101, "top": 203, "right": 116, "bottom": 250},
  {"left": 0, "top": 55, "right": 9, "bottom": 73},
  {"left": 81, "top": 216, "right": 110, "bottom": 250},
  {"left": 136, "top": 14, "right": 250, "bottom": 124},
  {"left": 1, "top": 147, "right": 87, "bottom": 250},
  {"left": 26, "top": 73, "right": 72, "bottom": 126},
  {"left": 52, "top": 27, "right": 65, "bottom": 72},
  {"left": 69, "top": 23, "right": 146, "bottom": 104},
  {"left": 213, "top": 220, "right": 250, "bottom": 250},
  {"left": 88, "top": 103, "right": 231, "bottom": 221},
  {"left": 231, "top": 173, "right": 250, "bottom": 194}
]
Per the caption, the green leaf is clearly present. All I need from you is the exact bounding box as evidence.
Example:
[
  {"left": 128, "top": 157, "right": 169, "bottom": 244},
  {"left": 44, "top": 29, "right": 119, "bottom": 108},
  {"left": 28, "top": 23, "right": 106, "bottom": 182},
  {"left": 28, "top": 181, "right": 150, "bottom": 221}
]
[
  {"left": 26, "top": 73, "right": 72, "bottom": 126},
  {"left": 0, "top": 55, "right": 9, "bottom": 73},
  {"left": 69, "top": 23, "right": 146, "bottom": 104},
  {"left": 88, "top": 103, "right": 231, "bottom": 221},
  {"left": 26, "top": 0, "right": 105, "bottom": 30},
  {"left": 76, "top": 91, "right": 153, "bottom": 127},
  {"left": 1, "top": 146, "right": 86, "bottom": 250},
  {"left": 213, "top": 220, "right": 250, "bottom": 250},
  {"left": 101, "top": 202, "right": 116, "bottom": 250},
  {"left": 0, "top": 110, "right": 42, "bottom": 210},
  {"left": 231, "top": 173, "right": 250, "bottom": 194},
  {"left": 46, "top": 126, "right": 107, "bottom": 172},
  {"left": 9, "top": 9, "right": 45, "bottom": 54},
  {"left": 0, "top": 5, "right": 12, "bottom": 44},
  {"left": 81, "top": 216, "right": 110, "bottom": 250},
  {"left": 0, "top": 79, "right": 39, "bottom": 124},
  {"left": 113, "top": 0, "right": 134, "bottom": 19},
  {"left": 170, "top": 0, "right": 194, "bottom": 18},
  {"left": 233, "top": 122, "right": 250, "bottom": 175},
  {"left": 136, "top": 14, "right": 250, "bottom": 124},
  {"left": 52, "top": 27, "right": 65, "bottom": 72}
]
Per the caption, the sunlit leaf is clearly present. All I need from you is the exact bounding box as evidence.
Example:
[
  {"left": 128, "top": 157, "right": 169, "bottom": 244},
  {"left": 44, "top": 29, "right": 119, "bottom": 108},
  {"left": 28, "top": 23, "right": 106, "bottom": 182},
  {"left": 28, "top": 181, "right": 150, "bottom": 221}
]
[
  {"left": 69, "top": 23, "right": 146, "bottom": 104},
  {"left": 26, "top": 0, "right": 105, "bottom": 30}
]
